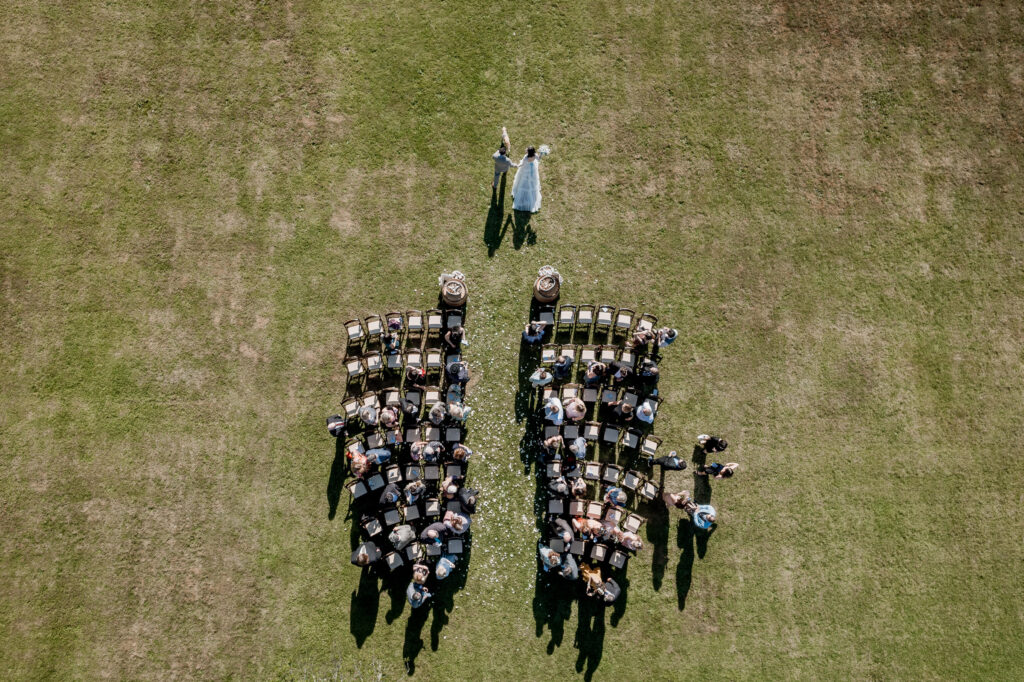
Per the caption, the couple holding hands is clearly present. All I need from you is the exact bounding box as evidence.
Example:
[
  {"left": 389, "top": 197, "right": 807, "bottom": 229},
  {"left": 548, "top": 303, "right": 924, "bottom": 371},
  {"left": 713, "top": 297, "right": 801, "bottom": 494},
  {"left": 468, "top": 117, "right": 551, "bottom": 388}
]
[{"left": 492, "top": 126, "right": 549, "bottom": 214}]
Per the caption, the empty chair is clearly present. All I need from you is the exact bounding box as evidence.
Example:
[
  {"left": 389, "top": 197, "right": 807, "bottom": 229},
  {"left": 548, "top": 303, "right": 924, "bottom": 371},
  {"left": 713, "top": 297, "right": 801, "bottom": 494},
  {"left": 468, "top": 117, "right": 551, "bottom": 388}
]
[
  {"left": 582, "top": 386, "right": 599, "bottom": 403},
  {"left": 446, "top": 500, "right": 462, "bottom": 514},
  {"left": 550, "top": 538, "right": 565, "bottom": 554},
  {"left": 424, "top": 425, "right": 441, "bottom": 441},
  {"left": 599, "top": 345, "right": 617, "bottom": 364},
  {"left": 586, "top": 501, "right": 603, "bottom": 519},
  {"left": 366, "top": 473, "right": 385, "bottom": 491},
  {"left": 637, "top": 312, "right": 658, "bottom": 333},
  {"left": 446, "top": 463, "right": 462, "bottom": 479},
  {"left": 384, "top": 389, "right": 401, "bottom": 406},
  {"left": 345, "top": 318, "right": 365, "bottom": 344},
  {"left": 383, "top": 508, "right": 401, "bottom": 526},
  {"left": 619, "top": 348, "right": 636, "bottom": 367},
  {"left": 384, "top": 551, "right": 404, "bottom": 572},
  {"left": 641, "top": 435, "right": 662, "bottom": 457},
  {"left": 445, "top": 426, "right": 462, "bottom": 442},
  {"left": 405, "top": 425, "right": 421, "bottom": 443},
  {"left": 605, "top": 507, "right": 624, "bottom": 524},
  {"left": 425, "top": 348, "right": 443, "bottom": 371},
  {"left": 386, "top": 351, "right": 403, "bottom": 371},
  {"left": 345, "top": 357, "right": 364, "bottom": 381},
  {"left": 404, "top": 504, "right": 421, "bottom": 523},
  {"left": 423, "top": 386, "right": 442, "bottom": 406},
  {"left": 609, "top": 550, "right": 628, "bottom": 569},
  {"left": 569, "top": 500, "right": 586, "bottom": 516},
  {"left": 541, "top": 387, "right": 557, "bottom": 403},
  {"left": 623, "top": 513, "right": 646, "bottom": 534},
  {"left": 601, "top": 388, "right": 618, "bottom": 405},
  {"left": 360, "top": 390, "right": 380, "bottom": 409},
  {"left": 595, "top": 305, "right": 615, "bottom": 332},
  {"left": 341, "top": 397, "right": 360, "bottom": 420},
  {"left": 346, "top": 479, "right": 368, "bottom": 500},
  {"left": 544, "top": 424, "right": 560, "bottom": 440},
  {"left": 406, "top": 310, "right": 424, "bottom": 337},
  {"left": 548, "top": 499, "right": 564, "bottom": 515},
  {"left": 563, "top": 424, "right": 580, "bottom": 440},
  {"left": 540, "top": 344, "right": 557, "bottom": 365},
  {"left": 622, "top": 391, "right": 640, "bottom": 408},
  {"left": 584, "top": 462, "right": 602, "bottom": 480},
  {"left": 405, "top": 542, "right": 421, "bottom": 562},
  {"left": 591, "top": 544, "right": 608, "bottom": 562},
  {"left": 445, "top": 310, "right": 463, "bottom": 329},
  {"left": 622, "top": 429, "right": 641, "bottom": 450},
  {"left": 638, "top": 480, "right": 659, "bottom": 502},
  {"left": 622, "top": 470, "right": 642, "bottom": 490},
  {"left": 346, "top": 438, "right": 365, "bottom": 456},
  {"left": 365, "top": 431, "right": 384, "bottom": 449},
  {"left": 426, "top": 309, "right": 444, "bottom": 336},
  {"left": 362, "top": 351, "right": 383, "bottom": 376},
  {"left": 576, "top": 304, "right": 595, "bottom": 332},
  {"left": 570, "top": 539, "right": 585, "bottom": 556},
  {"left": 560, "top": 383, "right": 581, "bottom": 401},
  {"left": 424, "top": 498, "right": 441, "bottom": 516},
  {"left": 405, "top": 464, "right": 421, "bottom": 481},
  {"left": 405, "top": 349, "right": 423, "bottom": 368},
  {"left": 546, "top": 460, "right": 562, "bottom": 478},
  {"left": 425, "top": 543, "right": 442, "bottom": 557},
  {"left": 558, "top": 304, "right": 576, "bottom": 333},
  {"left": 404, "top": 389, "right": 421, "bottom": 409},
  {"left": 614, "top": 308, "right": 635, "bottom": 334},
  {"left": 583, "top": 421, "right": 601, "bottom": 441},
  {"left": 365, "top": 314, "right": 383, "bottom": 341},
  {"left": 601, "top": 424, "right": 620, "bottom": 445},
  {"left": 537, "top": 306, "right": 555, "bottom": 327},
  {"left": 385, "top": 427, "right": 402, "bottom": 446},
  {"left": 580, "top": 344, "right": 598, "bottom": 364},
  {"left": 447, "top": 538, "right": 464, "bottom": 554},
  {"left": 363, "top": 517, "right": 382, "bottom": 537},
  {"left": 423, "top": 465, "right": 440, "bottom": 481},
  {"left": 385, "top": 465, "right": 402, "bottom": 484},
  {"left": 603, "top": 464, "right": 622, "bottom": 484}
]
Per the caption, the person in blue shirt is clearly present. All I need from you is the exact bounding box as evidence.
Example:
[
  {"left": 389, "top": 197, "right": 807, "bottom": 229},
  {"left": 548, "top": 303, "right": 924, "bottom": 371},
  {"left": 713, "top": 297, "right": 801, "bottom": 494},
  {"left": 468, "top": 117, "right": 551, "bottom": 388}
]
[
  {"left": 604, "top": 487, "right": 627, "bottom": 507},
  {"left": 407, "top": 581, "right": 431, "bottom": 608},
  {"left": 365, "top": 447, "right": 391, "bottom": 465},
  {"left": 435, "top": 554, "right": 458, "bottom": 580},
  {"left": 693, "top": 504, "right": 716, "bottom": 530}
]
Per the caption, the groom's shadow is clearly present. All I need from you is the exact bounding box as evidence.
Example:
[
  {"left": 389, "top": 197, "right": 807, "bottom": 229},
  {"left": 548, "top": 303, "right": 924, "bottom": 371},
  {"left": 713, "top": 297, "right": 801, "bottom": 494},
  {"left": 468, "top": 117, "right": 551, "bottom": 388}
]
[
  {"left": 484, "top": 174, "right": 512, "bottom": 257},
  {"left": 512, "top": 210, "right": 536, "bottom": 249}
]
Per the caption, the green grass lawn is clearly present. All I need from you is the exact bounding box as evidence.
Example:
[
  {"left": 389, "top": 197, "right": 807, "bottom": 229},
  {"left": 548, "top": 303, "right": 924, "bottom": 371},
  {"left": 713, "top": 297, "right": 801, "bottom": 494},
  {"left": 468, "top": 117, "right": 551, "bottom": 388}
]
[{"left": 2, "top": 0, "right": 1023, "bottom": 679}]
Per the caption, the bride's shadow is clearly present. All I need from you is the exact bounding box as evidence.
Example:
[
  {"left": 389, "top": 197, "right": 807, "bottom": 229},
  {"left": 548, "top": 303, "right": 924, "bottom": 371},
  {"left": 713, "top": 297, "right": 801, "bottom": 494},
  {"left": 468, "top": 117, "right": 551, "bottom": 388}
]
[{"left": 512, "top": 210, "right": 536, "bottom": 249}]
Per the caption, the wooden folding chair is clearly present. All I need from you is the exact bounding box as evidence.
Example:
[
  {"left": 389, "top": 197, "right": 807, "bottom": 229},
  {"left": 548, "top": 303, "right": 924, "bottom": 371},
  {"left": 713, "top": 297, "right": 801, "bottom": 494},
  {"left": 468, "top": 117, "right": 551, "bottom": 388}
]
[
  {"left": 384, "top": 551, "right": 404, "bottom": 572},
  {"left": 537, "top": 305, "right": 555, "bottom": 327},
  {"left": 583, "top": 421, "right": 601, "bottom": 441},
  {"left": 623, "top": 391, "right": 640, "bottom": 409},
  {"left": 557, "top": 304, "right": 576, "bottom": 334},
  {"left": 583, "top": 462, "right": 602, "bottom": 480},
  {"left": 540, "top": 344, "right": 557, "bottom": 365},
  {"left": 603, "top": 464, "right": 622, "bottom": 484},
  {"left": 601, "top": 388, "right": 619, "bottom": 406},
  {"left": 444, "top": 309, "right": 463, "bottom": 329},
  {"left": 640, "top": 435, "right": 662, "bottom": 458},
  {"left": 346, "top": 437, "right": 365, "bottom": 456},
  {"left": 580, "top": 344, "right": 599, "bottom": 365},
  {"left": 447, "top": 538, "right": 464, "bottom": 554},
  {"left": 445, "top": 426, "right": 462, "bottom": 442},
  {"left": 386, "top": 351, "right": 403, "bottom": 371},
  {"left": 405, "top": 425, "right": 421, "bottom": 443},
  {"left": 423, "top": 386, "right": 442, "bottom": 406},
  {"left": 601, "top": 424, "right": 621, "bottom": 445},
  {"left": 558, "top": 345, "right": 577, "bottom": 366},
  {"left": 366, "top": 431, "right": 384, "bottom": 449},
  {"left": 383, "top": 388, "right": 401, "bottom": 406},
  {"left": 569, "top": 499, "right": 586, "bottom": 516},
  {"left": 446, "top": 463, "right": 463, "bottom": 479},
  {"left": 599, "top": 345, "right": 617, "bottom": 364},
  {"left": 446, "top": 500, "right": 462, "bottom": 514},
  {"left": 622, "top": 429, "right": 641, "bottom": 450},
  {"left": 346, "top": 479, "right": 368, "bottom": 500},
  {"left": 425, "top": 348, "right": 443, "bottom": 372},
  {"left": 364, "top": 517, "right": 382, "bottom": 537},
  {"left": 570, "top": 539, "right": 585, "bottom": 556},
  {"left": 586, "top": 501, "right": 603, "bottom": 519},
  {"left": 591, "top": 544, "right": 608, "bottom": 562},
  {"left": 605, "top": 506, "right": 624, "bottom": 524},
  {"left": 560, "top": 383, "right": 581, "bottom": 401},
  {"left": 405, "top": 542, "right": 421, "bottom": 562},
  {"left": 549, "top": 538, "right": 565, "bottom": 554},
  {"left": 360, "top": 390, "right": 380, "bottom": 409},
  {"left": 576, "top": 304, "right": 594, "bottom": 333},
  {"left": 609, "top": 550, "right": 628, "bottom": 569},
  {"left": 365, "top": 314, "right": 383, "bottom": 342},
  {"left": 405, "top": 349, "right": 422, "bottom": 369},
  {"left": 638, "top": 480, "right": 659, "bottom": 502},
  {"left": 582, "top": 386, "right": 599, "bottom": 404},
  {"left": 345, "top": 357, "right": 364, "bottom": 381},
  {"left": 424, "top": 425, "right": 441, "bottom": 442},
  {"left": 426, "top": 309, "right": 443, "bottom": 336},
  {"left": 541, "top": 386, "right": 557, "bottom": 402},
  {"left": 546, "top": 460, "right": 562, "bottom": 478},
  {"left": 405, "top": 464, "right": 421, "bottom": 481},
  {"left": 384, "top": 466, "right": 403, "bottom": 486},
  {"left": 385, "top": 311, "right": 404, "bottom": 334},
  {"left": 366, "top": 473, "right": 385, "bottom": 491},
  {"left": 548, "top": 499, "right": 564, "bottom": 515},
  {"left": 425, "top": 542, "right": 442, "bottom": 558},
  {"left": 341, "top": 397, "right": 360, "bottom": 420},
  {"left": 595, "top": 305, "right": 615, "bottom": 333},
  {"left": 406, "top": 310, "right": 424, "bottom": 338},
  {"left": 637, "top": 313, "right": 658, "bottom": 333},
  {"left": 345, "top": 318, "right": 365, "bottom": 344},
  {"left": 362, "top": 351, "right": 383, "bottom": 377},
  {"left": 623, "top": 513, "right": 647, "bottom": 533},
  {"left": 563, "top": 423, "right": 580, "bottom": 440},
  {"left": 404, "top": 503, "right": 421, "bottom": 523},
  {"left": 619, "top": 348, "right": 636, "bottom": 367},
  {"left": 424, "top": 498, "right": 441, "bottom": 516},
  {"left": 614, "top": 308, "right": 635, "bottom": 334}
]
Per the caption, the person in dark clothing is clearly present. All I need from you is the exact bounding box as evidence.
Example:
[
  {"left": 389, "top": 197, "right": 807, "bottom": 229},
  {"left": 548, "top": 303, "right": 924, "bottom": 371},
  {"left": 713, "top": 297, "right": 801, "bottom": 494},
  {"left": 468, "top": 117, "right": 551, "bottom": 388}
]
[
  {"left": 552, "top": 354, "right": 573, "bottom": 380},
  {"left": 698, "top": 434, "right": 728, "bottom": 454},
  {"left": 351, "top": 541, "right": 381, "bottom": 567},
  {"left": 648, "top": 450, "right": 687, "bottom": 471},
  {"left": 326, "top": 415, "right": 346, "bottom": 437},
  {"left": 446, "top": 360, "right": 470, "bottom": 387},
  {"left": 599, "top": 577, "right": 621, "bottom": 603},
  {"left": 406, "top": 366, "right": 428, "bottom": 388},
  {"left": 549, "top": 517, "right": 574, "bottom": 544},
  {"left": 419, "top": 521, "right": 448, "bottom": 543},
  {"left": 698, "top": 462, "right": 739, "bottom": 479},
  {"left": 443, "top": 326, "right": 464, "bottom": 352},
  {"left": 458, "top": 486, "right": 480, "bottom": 513},
  {"left": 609, "top": 400, "right": 634, "bottom": 423},
  {"left": 379, "top": 482, "right": 401, "bottom": 506},
  {"left": 399, "top": 397, "right": 420, "bottom": 419}
]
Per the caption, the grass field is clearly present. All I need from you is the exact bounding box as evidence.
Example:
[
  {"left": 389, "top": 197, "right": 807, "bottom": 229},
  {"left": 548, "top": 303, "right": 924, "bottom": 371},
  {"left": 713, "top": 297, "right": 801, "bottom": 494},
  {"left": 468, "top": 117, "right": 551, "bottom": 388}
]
[{"left": 3, "top": 0, "right": 1024, "bottom": 679}]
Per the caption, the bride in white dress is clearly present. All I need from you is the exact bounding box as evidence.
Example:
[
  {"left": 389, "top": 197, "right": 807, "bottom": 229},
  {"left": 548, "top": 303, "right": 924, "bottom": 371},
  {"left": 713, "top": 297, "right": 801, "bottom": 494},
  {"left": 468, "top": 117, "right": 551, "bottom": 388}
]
[{"left": 511, "top": 146, "right": 542, "bottom": 213}]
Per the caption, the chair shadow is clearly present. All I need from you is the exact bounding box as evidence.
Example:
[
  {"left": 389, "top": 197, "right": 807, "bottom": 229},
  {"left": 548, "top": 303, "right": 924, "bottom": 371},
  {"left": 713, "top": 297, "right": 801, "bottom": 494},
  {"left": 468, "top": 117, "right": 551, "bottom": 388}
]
[
  {"left": 512, "top": 210, "right": 536, "bottom": 249},
  {"left": 349, "top": 569, "right": 380, "bottom": 647},
  {"left": 484, "top": 174, "right": 509, "bottom": 257},
  {"left": 532, "top": 566, "right": 575, "bottom": 654},
  {"left": 675, "top": 519, "right": 695, "bottom": 610},
  {"left": 574, "top": 596, "right": 605, "bottom": 682}
]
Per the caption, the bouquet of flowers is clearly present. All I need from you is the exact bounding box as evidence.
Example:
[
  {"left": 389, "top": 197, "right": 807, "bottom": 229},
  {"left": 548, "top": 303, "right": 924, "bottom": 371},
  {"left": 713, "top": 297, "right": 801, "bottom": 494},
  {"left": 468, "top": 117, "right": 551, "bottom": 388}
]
[{"left": 538, "top": 144, "right": 551, "bottom": 157}]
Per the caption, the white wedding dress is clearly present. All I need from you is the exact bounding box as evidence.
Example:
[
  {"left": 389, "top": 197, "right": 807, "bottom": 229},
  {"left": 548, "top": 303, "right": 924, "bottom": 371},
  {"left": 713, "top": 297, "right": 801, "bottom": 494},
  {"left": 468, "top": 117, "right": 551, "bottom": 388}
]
[{"left": 511, "top": 157, "right": 542, "bottom": 213}]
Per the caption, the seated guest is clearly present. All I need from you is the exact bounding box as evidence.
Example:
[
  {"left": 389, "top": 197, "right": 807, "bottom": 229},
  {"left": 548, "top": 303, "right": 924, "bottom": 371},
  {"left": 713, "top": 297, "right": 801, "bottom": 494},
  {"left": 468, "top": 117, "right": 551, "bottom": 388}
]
[
  {"left": 583, "top": 362, "right": 607, "bottom": 386},
  {"left": 387, "top": 316, "right": 403, "bottom": 333},
  {"left": 443, "top": 510, "right": 470, "bottom": 534},
  {"left": 697, "top": 434, "right": 728, "bottom": 454},
  {"left": 663, "top": 489, "right": 699, "bottom": 515},
  {"left": 399, "top": 396, "right": 420, "bottom": 419},
  {"left": 441, "top": 477, "right": 459, "bottom": 500},
  {"left": 426, "top": 440, "right": 444, "bottom": 462},
  {"left": 599, "top": 577, "right": 621, "bottom": 603},
  {"left": 618, "top": 530, "right": 643, "bottom": 552},
  {"left": 451, "top": 444, "right": 472, "bottom": 462},
  {"left": 636, "top": 403, "right": 655, "bottom": 425},
  {"left": 407, "top": 581, "right": 431, "bottom": 609},
  {"left": 379, "top": 482, "right": 402, "bottom": 506},
  {"left": 365, "top": 447, "right": 391, "bottom": 466},
  {"left": 428, "top": 402, "right": 447, "bottom": 425},
  {"left": 435, "top": 554, "right": 458, "bottom": 580},
  {"left": 406, "top": 366, "right": 428, "bottom": 387},
  {"left": 404, "top": 479, "right": 426, "bottom": 505},
  {"left": 419, "top": 522, "right": 447, "bottom": 543},
  {"left": 412, "top": 562, "right": 430, "bottom": 585},
  {"left": 638, "top": 358, "right": 659, "bottom": 386},
  {"left": 694, "top": 504, "right": 717, "bottom": 530},
  {"left": 549, "top": 517, "right": 574, "bottom": 545},
  {"left": 529, "top": 367, "right": 553, "bottom": 388},
  {"left": 326, "top": 415, "right": 346, "bottom": 437},
  {"left": 522, "top": 321, "right": 547, "bottom": 344},
  {"left": 656, "top": 327, "right": 678, "bottom": 348},
  {"left": 359, "top": 404, "right": 378, "bottom": 427},
  {"left": 348, "top": 451, "right": 371, "bottom": 477},
  {"left": 648, "top": 450, "right": 687, "bottom": 471},
  {"left": 445, "top": 360, "right": 470, "bottom": 387},
  {"left": 552, "top": 355, "right": 572, "bottom": 380},
  {"left": 379, "top": 405, "right": 400, "bottom": 428},
  {"left": 557, "top": 552, "right": 579, "bottom": 580},
  {"left": 409, "top": 440, "right": 432, "bottom": 462},
  {"left": 458, "top": 486, "right": 480, "bottom": 513},
  {"left": 351, "top": 541, "right": 381, "bottom": 567},
  {"left": 630, "top": 329, "right": 656, "bottom": 353},
  {"left": 448, "top": 402, "right": 472, "bottom": 422},
  {"left": 538, "top": 543, "right": 562, "bottom": 571},
  {"left": 609, "top": 400, "right": 634, "bottom": 423},
  {"left": 549, "top": 476, "right": 569, "bottom": 496},
  {"left": 567, "top": 436, "right": 587, "bottom": 459},
  {"left": 443, "top": 325, "right": 464, "bottom": 352},
  {"left": 698, "top": 462, "right": 740, "bottom": 479},
  {"left": 581, "top": 563, "right": 604, "bottom": 597},
  {"left": 569, "top": 477, "right": 588, "bottom": 498},
  {"left": 539, "top": 435, "right": 562, "bottom": 463},
  {"left": 596, "top": 519, "right": 618, "bottom": 542},
  {"left": 388, "top": 524, "right": 416, "bottom": 551},
  {"left": 381, "top": 330, "right": 400, "bottom": 354},
  {"left": 564, "top": 397, "right": 586, "bottom": 422},
  {"left": 604, "top": 487, "right": 627, "bottom": 507},
  {"left": 543, "top": 397, "right": 564, "bottom": 425},
  {"left": 610, "top": 361, "right": 633, "bottom": 386}
]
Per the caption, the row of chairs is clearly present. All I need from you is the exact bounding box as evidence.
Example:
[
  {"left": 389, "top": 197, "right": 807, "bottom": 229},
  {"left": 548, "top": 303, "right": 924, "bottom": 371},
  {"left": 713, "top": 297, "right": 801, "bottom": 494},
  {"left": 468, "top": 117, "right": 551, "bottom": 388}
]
[
  {"left": 540, "top": 384, "right": 663, "bottom": 420},
  {"left": 547, "top": 537, "right": 633, "bottom": 570},
  {"left": 540, "top": 343, "right": 637, "bottom": 370},
  {"left": 345, "top": 419, "right": 464, "bottom": 452},
  {"left": 345, "top": 348, "right": 460, "bottom": 382},
  {"left": 545, "top": 459, "right": 661, "bottom": 504},
  {"left": 373, "top": 536, "right": 467, "bottom": 575},
  {"left": 342, "top": 386, "right": 446, "bottom": 423},
  {"left": 535, "top": 305, "right": 657, "bottom": 338},
  {"left": 345, "top": 310, "right": 463, "bottom": 347}
]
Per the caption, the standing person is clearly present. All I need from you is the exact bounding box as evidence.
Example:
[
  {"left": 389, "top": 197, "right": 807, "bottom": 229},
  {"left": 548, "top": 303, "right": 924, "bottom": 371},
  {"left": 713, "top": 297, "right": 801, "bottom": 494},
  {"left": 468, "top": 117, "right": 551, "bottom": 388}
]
[
  {"left": 647, "top": 450, "right": 687, "bottom": 471},
  {"left": 512, "top": 146, "right": 542, "bottom": 213},
  {"left": 492, "top": 145, "right": 519, "bottom": 189}
]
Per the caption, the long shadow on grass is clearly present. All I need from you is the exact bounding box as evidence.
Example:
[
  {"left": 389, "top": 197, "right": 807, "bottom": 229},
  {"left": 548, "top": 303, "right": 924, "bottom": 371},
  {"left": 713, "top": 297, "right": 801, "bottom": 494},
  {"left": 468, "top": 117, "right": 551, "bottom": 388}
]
[
  {"left": 484, "top": 174, "right": 511, "bottom": 256},
  {"left": 675, "top": 519, "right": 695, "bottom": 610},
  {"left": 574, "top": 597, "right": 605, "bottom": 682},
  {"left": 327, "top": 438, "right": 347, "bottom": 520},
  {"left": 512, "top": 210, "right": 537, "bottom": 249},
  {"left": 350, "top": 569, "right": 380, "bottom": 647}
]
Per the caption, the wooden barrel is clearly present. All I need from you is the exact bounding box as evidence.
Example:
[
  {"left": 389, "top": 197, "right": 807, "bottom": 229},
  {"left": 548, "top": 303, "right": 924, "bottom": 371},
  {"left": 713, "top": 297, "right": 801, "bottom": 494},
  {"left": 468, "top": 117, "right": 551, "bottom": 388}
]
[
  {"left": 533, "top": 275, "right": 560, "bottom": 303},
  {"left": 441, "top": 279, "right": 468, "bottom": 307}
]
